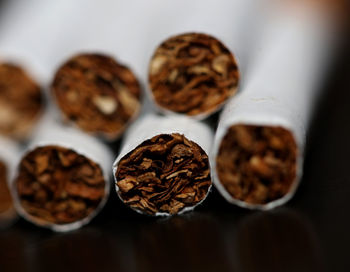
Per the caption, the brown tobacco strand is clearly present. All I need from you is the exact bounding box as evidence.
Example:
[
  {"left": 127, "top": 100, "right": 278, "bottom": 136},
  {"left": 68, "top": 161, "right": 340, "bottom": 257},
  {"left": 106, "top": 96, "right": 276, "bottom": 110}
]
[
  {"left": 15, "top": 145, "right": 106, "bottom": 224},
  {"left": 0, "top": 161, "right": 13, "bottom": 213},
  {"left": 52, "top": 53, "right": 141, "bottom": 139},
  {"left": 0, "top": 63, "right": 43, "bottom": 139},
  {"left": 216, "top": 125, "right": 297, "bottom": 205},
  {"left": 149, "top": 33, "right": 240, "bottom": 116},
  {"left": 116, "top": 133, "right": 211, "bottom": 215}
]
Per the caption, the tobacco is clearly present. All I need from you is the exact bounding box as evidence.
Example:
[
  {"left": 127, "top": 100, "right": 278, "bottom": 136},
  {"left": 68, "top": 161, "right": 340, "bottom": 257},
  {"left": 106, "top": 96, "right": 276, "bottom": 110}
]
[
  {"left": 15, "top": 145, "right": 106, "bottom": 224},
  {"left": 216, "top": 125, "right": 297, "bottom": 204},
  {"left": 0, "top": 63, "right": 43, "bottom": 139},
  {"left": 0, "top": 161, "right": 13, "bottom": 214},
  {"left": 149, "top": 33, "right": 239, "bottom": 116},
  {"left": 115, "top": 133, "right": 211, "bottom": 215},
  {"left": 52, "top": 53, "right": 141, "bottom": 140}
]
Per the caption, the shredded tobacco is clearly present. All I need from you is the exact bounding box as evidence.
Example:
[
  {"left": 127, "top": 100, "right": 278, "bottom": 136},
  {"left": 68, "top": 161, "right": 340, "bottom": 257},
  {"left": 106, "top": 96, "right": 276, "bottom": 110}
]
[
  {"left": 0, "top": 161, "right": 13, "bottom": 214},
  {"left": 0, "top": 63, "right": 43, "bottom": 139},
  {"left": 216, "top": 125, "right": 297, "bottom": 205},
  {"left": 52, "top": 53, "right": 141, "bottom": 139},
  {"left": 149, "top": 33, "right": 239, "bottom": 116},
  {"left": 15, "top": 145, "right": 106, "bottom": 224},
  {"left": 115, "top": 133, "right": 211, "bottom": 215}
]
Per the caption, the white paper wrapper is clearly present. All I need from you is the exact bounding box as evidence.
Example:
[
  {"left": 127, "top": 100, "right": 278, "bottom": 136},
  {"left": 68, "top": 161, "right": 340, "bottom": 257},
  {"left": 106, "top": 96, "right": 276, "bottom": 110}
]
[
  {"left": 113, "top": 113, "right": 214, "bottom": 216},
  {"left": 0, "top": 136, "right": 21, "bottom": 227},
  {"left": 211, "top": 5, "right": 336, "bottom": 210},
  {"left": 0, "top": 137, "right": 21, "bottom": 183},
  {"left": 11, "top": 114, "right": 114, "bottom": 232}
]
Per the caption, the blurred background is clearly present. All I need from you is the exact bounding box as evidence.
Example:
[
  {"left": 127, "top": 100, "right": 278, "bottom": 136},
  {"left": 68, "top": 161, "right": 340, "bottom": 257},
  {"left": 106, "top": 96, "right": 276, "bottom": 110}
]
[{"left": 0, "top": 0, "right": 349, "bottom": 272}]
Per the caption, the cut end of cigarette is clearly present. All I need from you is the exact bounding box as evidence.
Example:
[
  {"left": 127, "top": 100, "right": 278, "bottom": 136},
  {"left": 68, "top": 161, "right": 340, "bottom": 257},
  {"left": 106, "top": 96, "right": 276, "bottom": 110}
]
[
  {"left": 52, "top": 53, "right": 141, "bottom": 140},
  {"left": 148, "top": 32, "right": 240, "bottom": 117},
  {"left": 0, "top": 63, "right": 43, "bottom": 139},
  {"left": 0, "top": 160, "right": 17, "bottom": 226},
  {"left": 216, "top": 125, "right": 297, "bottom": 205},
  {"left": 14, "top": 145, "right": 106, "bottom": 226},
  {"left": 115, "top": 133, "right": 211, "bottom": 215}
]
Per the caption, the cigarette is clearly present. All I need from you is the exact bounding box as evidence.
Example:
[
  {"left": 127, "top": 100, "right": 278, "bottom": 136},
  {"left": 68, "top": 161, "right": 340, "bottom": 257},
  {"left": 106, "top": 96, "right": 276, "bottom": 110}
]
[
  {"left": 113, "top": 114, "right": 213, "bottom": 216},
  {"left": 11, "top": 117, "right": 113, "bottom": 231},
  {"left": 215, "top": 125, "right": 298, "bottom": 208},
  {"left": 0, "top": 136, "right": 20, "bottom": 228},
  {"left": 148, "top": 32, "right": 240, "bottom": 119},
  {"left": 212, "top": 6, "right": 335, "bottom": 209},
  {"left": 0, "top": 62, "right": 43, "bottom": 140},
  {"left": 51, "top": 53, "right": 141, "bottom": 140}
]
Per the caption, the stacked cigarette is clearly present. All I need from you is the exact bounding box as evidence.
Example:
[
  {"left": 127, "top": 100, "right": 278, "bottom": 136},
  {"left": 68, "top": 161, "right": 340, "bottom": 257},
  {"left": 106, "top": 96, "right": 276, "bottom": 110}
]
[
  {"left": 113, "top": 114, "right": 213, "bottom": 216},
  {"left": 212, "top": 6, "right": 334, "bottom": 209},
  {"left": 11, "top": 116, "right": 113, "bottom": 232},
  {"left": 0, "top": 137, "right": 20, "bottom": 228},
  {"left": 0, "top": 62, "right": 44, "bottom": 140},
  {"left": 148, "top": 32, "right": 240, "bottom": 119},
  {"left": 51, "top": 53, "right": 141, "bottom": 140}
]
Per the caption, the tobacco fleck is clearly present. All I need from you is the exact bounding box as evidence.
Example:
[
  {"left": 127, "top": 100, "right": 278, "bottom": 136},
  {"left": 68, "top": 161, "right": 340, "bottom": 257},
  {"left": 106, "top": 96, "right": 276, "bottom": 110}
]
[
  {"left": 115, "top": 133, "right": 211, "bottom": 215},
  {"left": 52, "top": 53, "right": 141, "bottom": 139},
  {"left": 216, "top": 125, "right": 297, "bottom": 204},
  {"left": 149, "top": 33, "right": 239, "bottom": 116},
  {"left": 0, "top": 63, "right": 43, "bottom": 139},
  {"left": 15, "top": 145, "right": 106, "bottom": 224}
]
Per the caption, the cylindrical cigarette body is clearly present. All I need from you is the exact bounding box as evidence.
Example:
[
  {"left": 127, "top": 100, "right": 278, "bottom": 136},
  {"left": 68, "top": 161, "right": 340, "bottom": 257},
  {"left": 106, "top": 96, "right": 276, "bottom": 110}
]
[
  {"left": 0, "top": 62, "right": 44, "bottom": 140},
  {"left": 51, "top": 53, "right": 141, "bottom": 140},
  {"left": 212, "top": 6, "right": 335, "bottom": 209},
  {"left": 141, "top": 0, "right": 269, "bottom": 120},
  {"left": 148, "top": 32, "right": 240, "bottom": 119},
  {"left": 11, "top": 116, "right": 113, "bottom": 231},
  {"left": 0, "top": 136, "right": 20, "bottom": 228},
  {"left": 113, "top": 114, "right": 213, "bottom": 216}
]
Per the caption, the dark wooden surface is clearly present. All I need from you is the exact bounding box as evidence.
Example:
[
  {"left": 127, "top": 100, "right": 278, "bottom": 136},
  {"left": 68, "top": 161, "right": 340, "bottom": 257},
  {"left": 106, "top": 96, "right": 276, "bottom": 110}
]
[{"left": 1, "top": 4, "right": 350, "bottom": 272}]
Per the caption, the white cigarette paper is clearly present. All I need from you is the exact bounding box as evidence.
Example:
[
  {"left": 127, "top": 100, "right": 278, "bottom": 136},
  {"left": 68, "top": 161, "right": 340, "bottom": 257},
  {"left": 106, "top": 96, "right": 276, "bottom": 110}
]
[
  {"left": 0, "top": 136, "right": 21, "bottom": 183},
  {"left": 0, "top": 136, "right": 20, "bottom": 227},
  {"left": 212, "top": 5, "right": 336, "bottom": 209},
  {"left": 11, "top": 114, "right": 113, "bottom": 232},
  {"left": 113, "top": 114, "right": 214, "bottom": 216}
]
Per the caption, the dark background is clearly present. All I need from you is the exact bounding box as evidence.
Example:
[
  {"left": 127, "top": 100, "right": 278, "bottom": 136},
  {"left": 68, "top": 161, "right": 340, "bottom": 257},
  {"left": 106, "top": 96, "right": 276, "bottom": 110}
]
[{"left": 0, "top": 1, "right": 350, "bottom": 272}]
